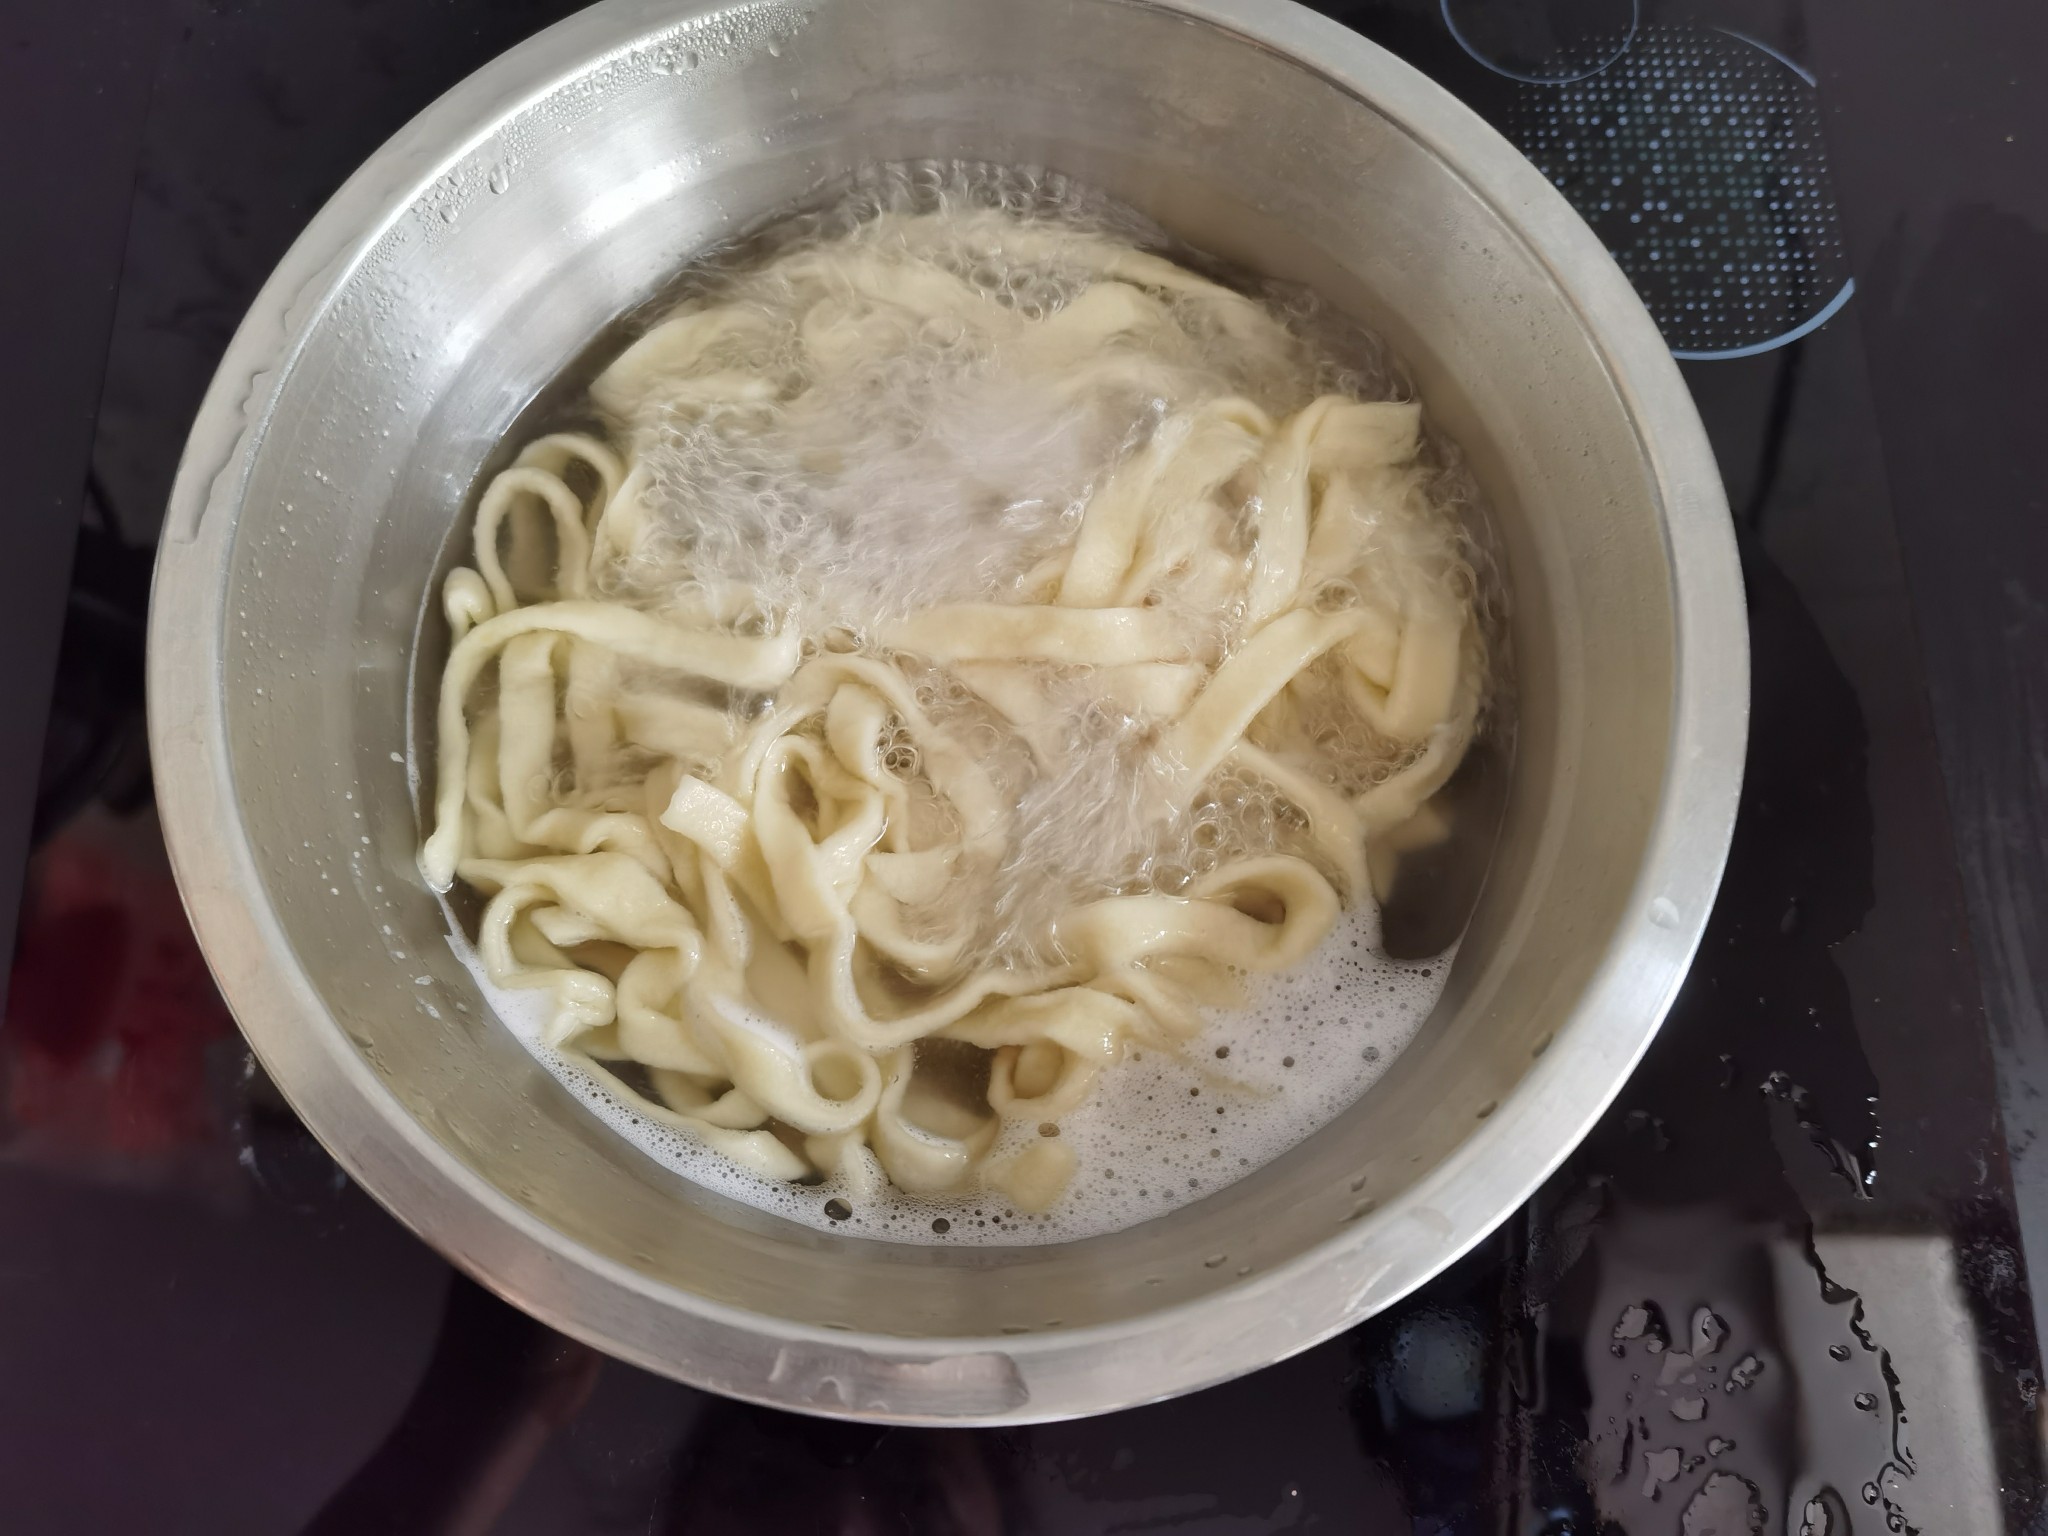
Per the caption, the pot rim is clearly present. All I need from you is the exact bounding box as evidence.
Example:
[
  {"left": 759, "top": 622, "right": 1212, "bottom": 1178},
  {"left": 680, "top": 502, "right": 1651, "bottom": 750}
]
[{"left": 147, "top": 0, "right": 1747, "bottom": 1423}]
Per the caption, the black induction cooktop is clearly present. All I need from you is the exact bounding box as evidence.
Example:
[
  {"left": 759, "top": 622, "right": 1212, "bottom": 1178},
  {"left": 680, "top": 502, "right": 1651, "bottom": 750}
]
[{"left": 5, "top": 0, "right": 2046, "bottom": 1531}]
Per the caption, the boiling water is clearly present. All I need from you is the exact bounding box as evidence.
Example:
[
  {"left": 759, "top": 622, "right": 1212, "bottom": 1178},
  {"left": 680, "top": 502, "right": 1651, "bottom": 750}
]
[
  {"left": 453, "top": 902, "right": 1451, "bottom": 1245},
  {"left": 431, "top": 162, "right": 1499, "bottom": 1244}
]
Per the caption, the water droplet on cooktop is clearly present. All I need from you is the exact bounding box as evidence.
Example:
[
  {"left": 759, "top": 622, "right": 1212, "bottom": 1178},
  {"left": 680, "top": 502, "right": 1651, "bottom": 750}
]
[
  {"left": 1683, "top": 1472, "right": 1765, "bottom": 1532},
  {"left": 1691, "top": 1306, "right": 1729, "bottom": 1355}
]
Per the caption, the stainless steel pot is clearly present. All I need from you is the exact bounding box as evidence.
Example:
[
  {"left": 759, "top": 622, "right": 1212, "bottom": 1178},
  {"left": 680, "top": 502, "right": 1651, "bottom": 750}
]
[{"left": 148, "top": 0, "right": 1746, "bottom": 1422}]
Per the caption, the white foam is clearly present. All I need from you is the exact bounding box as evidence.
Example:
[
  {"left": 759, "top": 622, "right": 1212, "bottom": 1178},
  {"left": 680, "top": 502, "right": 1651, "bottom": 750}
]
[{"left": 450, "top": 897, "right": 1448, "bottom": 1246}]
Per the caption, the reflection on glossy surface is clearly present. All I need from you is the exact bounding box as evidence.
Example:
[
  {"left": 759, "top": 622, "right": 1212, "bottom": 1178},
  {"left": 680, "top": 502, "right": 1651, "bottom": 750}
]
[
  {"left": 4, "top": 0, "right": 2045, "bottom": 1527},
  {"left": 300, "top": 1253, "right": 1506, "bottom": 1532}
]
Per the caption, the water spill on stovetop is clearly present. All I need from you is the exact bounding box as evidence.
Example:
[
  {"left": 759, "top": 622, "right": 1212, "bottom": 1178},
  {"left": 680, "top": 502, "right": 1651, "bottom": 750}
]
[
  {"left": 1507, "top": 1180, "right": 1930, "bottom": 1533},
  {"left": 1491, "top": 531, "right": 2044, "bottom": 1533}
]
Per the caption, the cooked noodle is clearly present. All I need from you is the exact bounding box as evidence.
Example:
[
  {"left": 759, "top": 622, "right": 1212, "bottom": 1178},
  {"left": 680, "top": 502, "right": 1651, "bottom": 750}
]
[{"left": 420, "top": 181, "right": 1483, "bottom": 1215}]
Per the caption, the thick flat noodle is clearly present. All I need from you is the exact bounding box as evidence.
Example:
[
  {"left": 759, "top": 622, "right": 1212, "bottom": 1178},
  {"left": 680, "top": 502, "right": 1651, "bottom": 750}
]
[
  {"left": 686, "top": 987, "right": 884, "bottom": 1136},
  {"left": 632, "top": 1071, "right": 810, "bottom": 1180},
  {"left": 1228, "top": 741, "right": 1368, "bottom": 898},
  {"left": 420, "top": 602, "right": 799, "bottom": 887},
  {"left": 589, "top": 307, "right": 783, "bottom": 421},
  {"left": 870, "top": 1047, "right": 999, "bottom": 1194},
  {"left": 422, "top": 196, "right": 1485, "bottom": 1209},
  {"left": 493, "top": 633, "right": 668, "bottom": 881},
  {"left": 1167, "top": 607, "right": 1363, "bottom": 793},
  {"left": 886, "top": 603, "right": 1190, "bottom": 665},
  {"left": 615, "top": 950, "right": 724, "bottom": 1074},
  {"left": 1061, "top": 855, "right": 1341, "bottom": 978},
  {"left": 461, "top": 851, "right": 701, "bottom": 1047},
  {"left": 474, "top": 467, "right": 591, "bottom": 610},
  {"left": 1057, "top": 399, "right": 1267, "bottom": 607}
]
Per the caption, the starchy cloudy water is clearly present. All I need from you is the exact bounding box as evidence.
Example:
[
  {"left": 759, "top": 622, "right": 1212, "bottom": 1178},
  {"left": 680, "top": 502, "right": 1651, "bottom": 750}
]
[{"left": 453, "top": 899, "right": 1449, "bottom": 1244}]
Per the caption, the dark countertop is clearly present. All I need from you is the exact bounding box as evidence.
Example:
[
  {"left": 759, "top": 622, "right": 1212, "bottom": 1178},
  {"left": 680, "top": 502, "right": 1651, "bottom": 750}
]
[{"left": 3, "top": 0, "right": 2045, "bottom": 1531}]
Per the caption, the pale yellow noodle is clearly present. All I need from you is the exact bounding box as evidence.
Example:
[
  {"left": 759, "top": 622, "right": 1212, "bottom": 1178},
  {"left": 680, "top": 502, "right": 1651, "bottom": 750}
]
[{"left": 419, "top": 205, "right": 1483, "bottom": 1213}]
